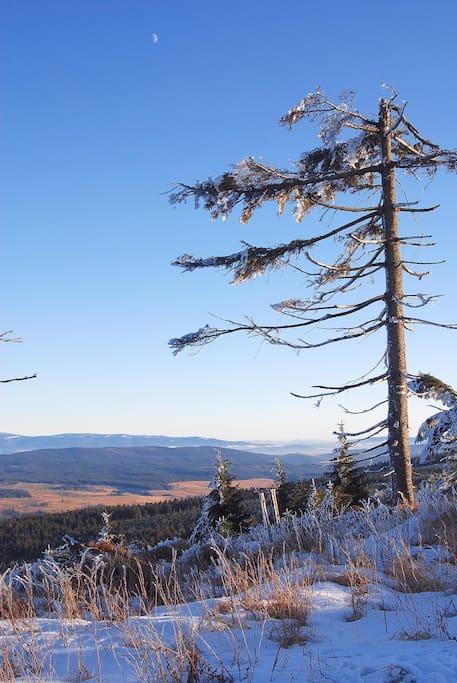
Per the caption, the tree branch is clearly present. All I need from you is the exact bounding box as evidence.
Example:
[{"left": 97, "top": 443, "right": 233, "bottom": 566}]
[
  {"left": 173, "top": 212, "right": 379, "bottom": 284},
  {"left": 397, "top": 204, "right": 440, "bottom": 213},
  {"left": 291, "top": 372, "right": 387, "bottom": 399},
  {"left": 1, "top": 374, "right": 37, "bottom": 384},
  {"left": 340, "top": 420, "right": 388, "bottom": 438},
  {"left": 339, "top": 398, "right": 388, "bottom": 415},
  {"left": 402, "top": 317, "right": 457, "bottom": 330}
]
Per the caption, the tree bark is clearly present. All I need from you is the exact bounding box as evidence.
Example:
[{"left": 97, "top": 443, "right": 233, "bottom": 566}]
[{"left": 379, "top": 100, "right": 415, "bottom": 507}]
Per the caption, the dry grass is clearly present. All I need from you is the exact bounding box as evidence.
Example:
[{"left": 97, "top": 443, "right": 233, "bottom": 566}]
[
  {"left": 420, "top": 511, "right": 457, "bottom": 562},
  {"left": 268, "top": 620, "right": 309, "bottom": 649},
  {"left": 216, "top": 599, "right": 236, "bottom": 615},
  {"left": 0, "top": 641, "right": 47, "bottom": 681},
  {"left": 389, "top": 552, "right": 444, "bottom": 593},
  {"left": 327, "top": 554, "right": 374, "bottom": 622},
  {"left": 0, "top": 593, "right": 32, "bottom": 622},
  {"left": 206, "top": 548, "right": 313, "bottom": 653},
  {"left": 240, "top": 581, "right": 311, "bottom": 650},
  {"left": 125, "top": 628, "right": 233, "bottom": 682},
  {"left": 0, "top": 647, "right": 20, "bottom": 681},
  {"left": 241, "top": 587, "right": 310, "bottom": 625},
  {"left": 0, "top": 558, "right": 233, "bottom": 681}
]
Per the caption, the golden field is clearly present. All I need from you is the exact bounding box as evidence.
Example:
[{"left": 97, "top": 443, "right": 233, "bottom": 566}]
[{"left": 0, "top": 479, "right": 274, "bottom": 515}]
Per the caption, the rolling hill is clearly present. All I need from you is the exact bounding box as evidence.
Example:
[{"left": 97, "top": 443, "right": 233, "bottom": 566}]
[{"left": 0, "top": 445, "right": 324, "bottom": 491}]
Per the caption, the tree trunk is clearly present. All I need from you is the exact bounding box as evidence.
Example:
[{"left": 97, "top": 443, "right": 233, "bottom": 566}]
[{"left": 379, "top": 100, "right": 415, "bottom": 507}]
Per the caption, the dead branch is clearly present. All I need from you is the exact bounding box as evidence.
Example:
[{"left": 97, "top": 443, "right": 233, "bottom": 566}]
[
  {"left": 1, "top": 374, "right": 37, "bottom": 384},
  {"left": 291, "top": 372, "right": 388, "bottom": 399},
  {"left": 339, "top": 399, "right": 388, "bottom": 415}
]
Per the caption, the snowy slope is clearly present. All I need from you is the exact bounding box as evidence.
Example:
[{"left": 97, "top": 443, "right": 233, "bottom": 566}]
[{"left": 1, "top": 578, "right": 457, "bottom": 681}]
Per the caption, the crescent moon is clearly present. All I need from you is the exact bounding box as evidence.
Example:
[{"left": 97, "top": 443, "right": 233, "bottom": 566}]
[{"left": 152, "top": 33, "right": 159, "bottom": 44}]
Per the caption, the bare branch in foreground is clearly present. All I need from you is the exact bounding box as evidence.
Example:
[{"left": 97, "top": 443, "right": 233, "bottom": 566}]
[{"left": 1, "top": 374, "right": 37, "bottom": 384}]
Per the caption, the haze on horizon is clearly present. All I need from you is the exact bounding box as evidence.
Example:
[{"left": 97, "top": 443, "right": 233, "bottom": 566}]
[
  {"left": 0, "top": 430, "right": 334, "bottom": 446},
  {"left": 2, "top": 1, "right": 457, "bottom": 442}
]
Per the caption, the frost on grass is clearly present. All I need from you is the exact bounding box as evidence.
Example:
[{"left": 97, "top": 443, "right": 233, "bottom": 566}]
[{"left": 3, "top": 487, "right": 457, "bottom": 680}]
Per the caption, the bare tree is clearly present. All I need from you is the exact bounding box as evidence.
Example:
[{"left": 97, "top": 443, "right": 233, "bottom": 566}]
[
  {"left": 1, "top": 330, "right": 37, "bottom": 384},
  {"left": 169, "top": 88, "right": 457, "bottom": 507}
]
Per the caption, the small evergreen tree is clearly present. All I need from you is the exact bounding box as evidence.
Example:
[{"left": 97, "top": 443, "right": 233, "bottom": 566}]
[
  {"left": 190, "top": 452, "right": 249, "bottom": 540},
  {"left": 306, "top": 478, "right": 320, "bottom": 512},
  {"left": 98, "top": 511, "right": 119, "bottom": 544},
  {"left": 287, "top": 479, "right": 311, "bottom": 514},
  {"left": 273, "top": 458, "right": 311, "bottom": 515},
  {"left": 320, "top": 480, "right": 336, "bottom": 516},
  {"left": 213, "top": 454, "right": 249, "bottom": 535},
  {"left": 328, "top": 422, "right": 369, "bottom": 508}
]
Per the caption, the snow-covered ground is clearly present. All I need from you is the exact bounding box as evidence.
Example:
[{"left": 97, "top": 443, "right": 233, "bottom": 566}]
[
  {"left": 2, "top": 577, "right": 457, "bottom": 681},
  {"left": 3, "top": 489, "right": 457, "bottom": 681}
]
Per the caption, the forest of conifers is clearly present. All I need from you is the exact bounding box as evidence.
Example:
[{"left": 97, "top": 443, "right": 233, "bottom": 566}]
[{"left": 0, "top": 497, "right": 201, "bottom": 569}]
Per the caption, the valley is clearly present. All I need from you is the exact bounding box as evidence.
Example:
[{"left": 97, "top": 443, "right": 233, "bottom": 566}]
[{"left": 0, "top": 478, "right": 274, "bottom": 516}]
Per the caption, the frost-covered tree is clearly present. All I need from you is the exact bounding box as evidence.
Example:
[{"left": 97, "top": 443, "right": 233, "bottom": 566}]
[
  {"left": 409, "top": 373, "right": 457, "bottom": 486},
  {"left": 188, "top": 466, "right": 220, "bottom": 544},
  {"left": 274, "top": 457, "right": 287, "bottom": 488},
  {"left": 98, "top": 511, "right": 119, "bottom": 544},
  {"left": 188, "top": 492, "right": 216, "bottom": 545},
  {"left": 170, "top": 88, "right": 457, "bottom": 507},
  {"left": 190, "top": 453, "right": 248, "bottom": 539},
  {"left": 320, "top": 480, "right": 336, "bottom": 517},
  {"left": 306, "top": 478, "right": 320, "bottom": 512},
  {"left": 274, "top": 457, "right": 287, "bottom": 512},
  {"left": 328, "top": 421, "right": 369, "bottom": 508},
  {"left": 273, "top": 458, "right": 293, "bottom": 514}
]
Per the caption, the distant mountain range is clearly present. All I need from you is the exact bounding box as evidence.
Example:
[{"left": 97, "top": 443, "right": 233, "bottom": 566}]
[
  {"left": 0, "top": 432, "right": 333, "bottom": 457},
  {"left": 0, "top": 433, "right": 421, "bottom": 495}
]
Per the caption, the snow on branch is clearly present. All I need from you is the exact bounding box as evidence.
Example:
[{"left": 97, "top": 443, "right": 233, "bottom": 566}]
[
  {"left": 272, "top": 294, "right": 384, "bottom": 317},
  {"left": 408, "top": 373, "right": 457, "bottom": 408},
  {"left": 395, "top": 150, "right": 457, "bottom": 175},
  {"left": 170, "top": 137, "right": 381, "bottom": 224},
  {"left": 173, "top": 212, "right": 379, "bottom": 284},
  {"left": 169, "top": 304, "right": 386, "bottom": 356},
  {"left": 0, "top": 331, "right": 22, "bottom": 343},
  {"left": 409, "top": 373, "right": 457, "bottom": 470},
  {"left": 169, "top": 325, "right": 221, "bottom": 355},
  {"left": 279, "top": 88, "right": 376, "bottom": 143},
  {"left": 170, "top": 91, "right": 456, "bottom": 227}
]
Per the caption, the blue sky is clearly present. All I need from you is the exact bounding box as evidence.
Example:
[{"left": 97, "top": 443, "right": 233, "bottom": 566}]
[{"left": 2, "top": 0, "right": 457, "bottom": 440}]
